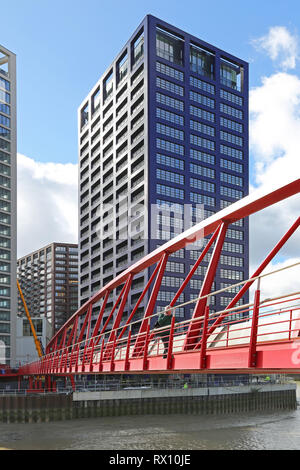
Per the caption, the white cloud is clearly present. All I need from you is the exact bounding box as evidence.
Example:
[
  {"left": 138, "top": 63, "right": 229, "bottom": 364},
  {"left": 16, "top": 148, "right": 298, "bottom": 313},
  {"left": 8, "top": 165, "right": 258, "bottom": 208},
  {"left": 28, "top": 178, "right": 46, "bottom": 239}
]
[
  {"left": 249, "top": 32, "right": 300, "bottom": 295},
  {"left": 249, "top": 258, "right": 300, "bottom": 304},
  {"left": 17, "top": 153, "right": 78, "bottom": 258},
  {"left": 253, "top": 26, "right": 299, "bottom": 70}
]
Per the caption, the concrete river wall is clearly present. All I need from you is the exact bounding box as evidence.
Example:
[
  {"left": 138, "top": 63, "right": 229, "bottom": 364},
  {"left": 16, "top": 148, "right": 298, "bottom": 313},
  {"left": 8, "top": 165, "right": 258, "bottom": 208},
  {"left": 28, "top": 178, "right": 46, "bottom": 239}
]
[{"left": 0, "top": 384, "right": 296, "bottom": 423}]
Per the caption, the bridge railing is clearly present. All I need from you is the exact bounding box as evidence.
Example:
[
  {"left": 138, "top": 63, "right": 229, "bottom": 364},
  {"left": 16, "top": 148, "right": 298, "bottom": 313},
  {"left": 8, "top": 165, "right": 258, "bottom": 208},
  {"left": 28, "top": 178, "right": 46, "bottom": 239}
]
[{"left": 19, "top": 261, "right": 300, "bottom": 375}]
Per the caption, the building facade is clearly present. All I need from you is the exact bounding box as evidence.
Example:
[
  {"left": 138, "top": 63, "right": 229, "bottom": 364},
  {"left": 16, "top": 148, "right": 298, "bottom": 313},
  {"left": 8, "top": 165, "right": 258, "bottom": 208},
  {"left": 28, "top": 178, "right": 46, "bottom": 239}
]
[
  {"left": 17, "top": 243, "right": 78, "bottom": 337},
  {"left": 16, "top": 315, "right": 51, "bottom": 365},
  {"left": 0, "top": 45, "right": 17, "bottom": 365},
  {"left": 78, "top": 15, "right": 249, "bottom": 334}
]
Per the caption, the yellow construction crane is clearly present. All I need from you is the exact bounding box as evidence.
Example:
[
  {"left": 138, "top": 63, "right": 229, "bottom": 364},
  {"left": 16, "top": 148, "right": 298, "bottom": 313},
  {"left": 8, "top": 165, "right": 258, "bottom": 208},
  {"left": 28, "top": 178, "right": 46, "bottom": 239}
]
[{"left": 17, "top": 280, "right": 44, "bottom": 358}]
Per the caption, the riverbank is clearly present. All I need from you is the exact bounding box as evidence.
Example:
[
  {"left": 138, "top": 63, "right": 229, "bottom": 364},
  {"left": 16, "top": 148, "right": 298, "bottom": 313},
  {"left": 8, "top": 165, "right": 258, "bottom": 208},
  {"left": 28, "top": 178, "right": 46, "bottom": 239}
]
[{"left": 0, "top": 383, "right": 296, "bottom": 423}]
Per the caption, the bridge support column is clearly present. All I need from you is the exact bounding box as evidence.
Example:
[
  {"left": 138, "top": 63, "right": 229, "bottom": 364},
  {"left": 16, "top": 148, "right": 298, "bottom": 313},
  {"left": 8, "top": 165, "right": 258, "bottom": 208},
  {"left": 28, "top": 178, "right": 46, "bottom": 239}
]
[
  {"left": 199, "top": 306, "right": 209, "bottom": 369},
  {"left": 167, "top": 315, "right": 175, "bottom": 370},
  {"left": 248, "top": 279, "right": 261, "bottom": 368}
]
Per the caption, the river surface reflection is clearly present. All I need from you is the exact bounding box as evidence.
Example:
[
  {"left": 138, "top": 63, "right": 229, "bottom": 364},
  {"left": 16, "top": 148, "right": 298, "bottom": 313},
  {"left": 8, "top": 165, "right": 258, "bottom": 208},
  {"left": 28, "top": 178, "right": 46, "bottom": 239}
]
[{"left": 0, "top": 383, "right": 300, "bottom": 450}]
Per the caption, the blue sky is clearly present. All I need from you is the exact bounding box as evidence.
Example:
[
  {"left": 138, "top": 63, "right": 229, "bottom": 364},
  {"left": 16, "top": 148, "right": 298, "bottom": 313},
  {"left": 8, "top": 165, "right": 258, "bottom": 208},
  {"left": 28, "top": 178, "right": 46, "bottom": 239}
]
[
  {"left": 3, "top": 0, "right": 300, "bottom": 291},
  {"left": 1, "top": 0, "right": 300, "bottom": 170}
]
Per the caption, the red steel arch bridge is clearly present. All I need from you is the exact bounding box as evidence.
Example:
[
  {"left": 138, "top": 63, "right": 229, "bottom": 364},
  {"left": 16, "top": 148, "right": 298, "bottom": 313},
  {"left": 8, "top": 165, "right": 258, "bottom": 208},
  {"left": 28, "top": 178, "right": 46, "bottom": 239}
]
[{"left": 15, "top": 179, "right": 300, "bottom": 390}]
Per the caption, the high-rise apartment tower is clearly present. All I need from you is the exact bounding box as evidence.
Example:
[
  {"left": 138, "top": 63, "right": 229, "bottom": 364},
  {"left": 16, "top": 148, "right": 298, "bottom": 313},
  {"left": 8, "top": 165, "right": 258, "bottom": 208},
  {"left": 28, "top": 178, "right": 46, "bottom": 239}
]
[
  {"left": 17, "top": 243, "right": 79, "bottom": 337},
  {"left": 0, "top": 45, "right": 17, "bottom": 365},
  {"left": 78, "top": 15, "right": 249, "bottom": 334}
]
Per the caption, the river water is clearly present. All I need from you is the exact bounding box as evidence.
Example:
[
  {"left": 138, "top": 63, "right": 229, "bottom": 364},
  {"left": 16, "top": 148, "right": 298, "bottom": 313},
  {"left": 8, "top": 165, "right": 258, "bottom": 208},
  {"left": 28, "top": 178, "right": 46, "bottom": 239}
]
[{"left": 1, "top": 383, "right": 300, "bottom": 450}]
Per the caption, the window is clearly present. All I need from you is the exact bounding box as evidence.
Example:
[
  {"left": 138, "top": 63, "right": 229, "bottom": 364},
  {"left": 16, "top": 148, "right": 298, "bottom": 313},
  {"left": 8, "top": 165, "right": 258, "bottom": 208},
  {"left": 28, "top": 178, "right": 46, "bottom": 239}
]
[
  {"left": 23, "top": 319, "right": 43, "bottom": 337},
  {"left": 190, "top": 177, "right": 215, "bottom": 192},
  {"left": 220, "top": 89, "right": 243, "bottom": 107},
  {"left": 190, "top": 44, "right": 214, "bottom": 79},
  {"left": 220, "top": 117, "right": 243, "bottom": 133},
  {"left": 220, "top": 282, "right": 242, "bottom": 294},
  {"left": 193, "top": 265, "right": 207, "bottom": 276},
  {"left": 117, "top": 52, "right": 128, "bottom": 83},
  {"left": 162, "top": 276, "right": 184, "bottom": 288},
  {"left": 0, "top": 237, "right": 10, "bottom": 249},
  {"left": 169, "top": 248, "right": 185, "bottom": 258},
  {"left": 0, "top": 273, "right": 10, "bottom": 284},
  {"left": 157, "top": 168, "right": 184, "bottom": 185},
  {"left": 156, "top": 138, "right": 184, "bottom": 156},
  {"left": 220, "top": 102, "right": 243, "bottom": 120},
  {"left": 0, "top": 323, "right": 10, "bottom": 333},
  {"left": 221, "top": 186, "right": 243, "bottom": 199},
  {"left": 0, "top": 200, "right": 11, "bottom": 213},
  {"left": 190, "top": 120, "right": 215, "bottom": 137},
  {"left": 221, "top": 172, "right": 243, "bottom": 187},
  {"left": 190, "top": 192, "right": 215, "bottom": 206},
  {"left": 190, "top": 148, "right": 215, "bottom": 165},
  {"left": 132, "top": 29, "right": 144, "bottom": 66},
  {"left": 223, "top": 242, "right": 243, "bottom": 254},
  {"left": 220, "top": 269, "right": 243, "bottom": 280},
  {"left": 190, "top": 105, "right": 215, "bottom": 123},
  {"left": 156, "top": 77, "right": 184, "bottom": 96},
  {"left": 0, "top": 115, "right": 10, "bottom": 128},
  {"left": 0, "top": 126, "right": 10, "bottom": 140},
  {"left": 156, "top": 229, "right": 171, "bottom": 240},
  {"left": 0, "top": 285, "right": 9, "bottom": 296},
  {"left": 190, "top": 279, "right": 202, "bottom": 290},
  {"left": 190, "top": 134, "right": 215, "bottom": 151},
  {"left": 156, "top": 61, "right": 184, "bottom": 81},
  {"left": 0, "top": 90, "right": 10, "bottom": 104},
  {"left": 221, "top": 255, "right": 243, "bottom": 267},
  {"left": 0, "top": 163, "right": 10, "bottom": 177},
  {"left": 220, "top": 159, "right": 243, "bottom": 173},
  {"left": 0, "top": 77, "right": 10, "bottom": 92},
  {"left": 156, "top": 107, "right": 184, "bottom": 126},
  {"left": 190, "top": 163, "right": 215, "bottom": 179},
  {"left": 156, "top": 27, "right": 183, "bottom": 66},
  {"left": 220, "top": 58, "right": 243, "bottom": 92},
  {"left": 55, "top": 246, "right": 66, "bottom": 252},
  {"left": 156, "top": 92, "right": 184, "bottom": 112},
  {"left": 166, "top": 261, "right": 185, "bottom": 273},
  {"left": 80, "top": 103, "right": 89, "bottom": 129},
  {"left": 157, "top": 184, "right": 184, "bottom": 200},
  {"left": 0, "top": 187, "right": 10, "bottom": 200},
  {"left": 190, "top": 90, "right": 214, "bottom": 109},
  {"left": 103, "top": 70, "right": 113, "bottom": 102},
  {"left": 0, "top": 225, "right": 10, "bottom": 237},
  {"left": 0, "top": 175, "right": 10, "bottom": 188},
  {"left": 91, "top": 87, "right": 100, "bottom": 115},
  {"left": 156, "top": 199, "right": 184, "bottom": 213},
  {"left": 227, "top": 229, "right": 244, "bottom": 240},
  {"left": 157, "top": 122, "right": 184, "bottom": 141},
  {"left": 157, "top": 291, "right": 184, "bottom": 302},
  {"left": 0, "top": 140, "right": 10, "bottom": 153},
  {"left": 158, "top": 214, "right": 182, "bottom": 232},
  {"left": 0, "top": 103, "right": 10, "bottom": 115},
  {"left": 220, "top": 144, "right": 243, "bottom": 160},
  {"left": 220, "top": 131, "right": 243, "bottom": 147},
  {"left": 0, "top": 249, "right": 10, "bottom": 260},
  {"left": 192, "top": 207, "right": 214, "bottom": 219},
  {"left": 156, "top": 153, "right": 184, "bottom": 171},
  {"left": 190, "top": 75, "right": 215, "bottom": 94}
]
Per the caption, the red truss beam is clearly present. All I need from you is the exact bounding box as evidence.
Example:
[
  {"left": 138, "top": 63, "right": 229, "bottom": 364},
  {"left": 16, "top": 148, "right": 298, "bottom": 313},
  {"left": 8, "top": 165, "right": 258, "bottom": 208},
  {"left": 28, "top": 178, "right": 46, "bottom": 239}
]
[
  {"left": 202, "top": 216, "right": 300, "bottom": 343},
  {"left": 184, "top": 222, "right": 228, "bottom": 350},
  {"left": 133, "top": 253, "right": 169, "bottom": 357},
  {"left": 45, "top": 179, "right": 300, "bottom": 359}
]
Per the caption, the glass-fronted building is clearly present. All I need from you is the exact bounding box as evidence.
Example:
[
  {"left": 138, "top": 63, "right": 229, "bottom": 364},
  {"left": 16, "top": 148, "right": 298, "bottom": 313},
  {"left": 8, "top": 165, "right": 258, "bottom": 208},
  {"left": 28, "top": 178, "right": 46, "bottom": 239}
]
[
  {"left": 17, "top": 243, "right": 78, "bottom": 337},
  {"left": 0, "top": 45, "right": 17, "bottom": 365},
  {"left": 78, "top": 15, "right": 249, "bottom": 335}
]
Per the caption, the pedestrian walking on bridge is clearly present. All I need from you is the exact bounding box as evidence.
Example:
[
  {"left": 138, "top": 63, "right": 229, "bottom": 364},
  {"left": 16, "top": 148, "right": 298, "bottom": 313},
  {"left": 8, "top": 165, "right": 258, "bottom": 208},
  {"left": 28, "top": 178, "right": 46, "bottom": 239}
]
[{"left": 154, "top": 305, "right": 174, "bottom": 358}]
